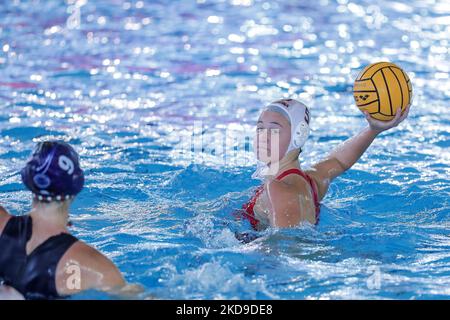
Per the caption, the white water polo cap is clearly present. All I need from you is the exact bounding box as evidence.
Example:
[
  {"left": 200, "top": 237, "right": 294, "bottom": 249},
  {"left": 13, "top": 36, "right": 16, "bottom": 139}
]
[{"left": 264, "top": 99, "right": 311, "bottom": 154}]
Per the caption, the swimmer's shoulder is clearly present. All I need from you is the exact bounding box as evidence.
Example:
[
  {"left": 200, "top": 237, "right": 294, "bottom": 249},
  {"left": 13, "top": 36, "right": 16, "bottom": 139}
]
[
  {"left": 56, "top": 240, "right": 125, "bottom": 296},
  {"left": 0, "top": 205, "right": 11, "bottom": 235},
  {"left": 274, "top": 171, "right": 314, "bottom": 196},
  {"left": 266, "top": 177, "right": 316, "bottom": 225},
  {"left": 268, "top": 174, "right": 313, "bottom": 206}
]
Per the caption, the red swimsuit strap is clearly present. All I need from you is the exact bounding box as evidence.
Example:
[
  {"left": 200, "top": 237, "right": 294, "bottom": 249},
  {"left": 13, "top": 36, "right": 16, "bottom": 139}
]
[
  {"left": 275, "top": 168, "right": 321, "bottom": 219},
  {"left": 241, "top": 185, "right": 264, "bottom": 229},
  {"left": 275, "top": 168, "right": 306, "bottom": 181}
]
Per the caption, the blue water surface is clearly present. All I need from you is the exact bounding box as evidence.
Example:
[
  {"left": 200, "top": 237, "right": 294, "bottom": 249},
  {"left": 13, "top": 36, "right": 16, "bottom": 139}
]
[{"left": 0, "top": 0, "right": 449, "bottom": 299}]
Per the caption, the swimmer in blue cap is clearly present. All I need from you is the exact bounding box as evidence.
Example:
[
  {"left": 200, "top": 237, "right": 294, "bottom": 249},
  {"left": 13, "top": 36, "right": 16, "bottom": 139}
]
[{"left": 0, "top": 141, "right": 126, "bottom": 299}]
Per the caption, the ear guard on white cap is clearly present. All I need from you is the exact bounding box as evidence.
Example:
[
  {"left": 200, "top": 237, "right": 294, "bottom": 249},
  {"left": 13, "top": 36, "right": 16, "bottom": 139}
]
[{"left": 291, "top": 121, "right": 310, "bottom": 150}]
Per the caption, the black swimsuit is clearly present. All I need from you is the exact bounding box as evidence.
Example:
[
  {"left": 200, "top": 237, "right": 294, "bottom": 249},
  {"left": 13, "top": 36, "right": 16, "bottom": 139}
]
[{"left": 0, "top": 215, "right": 78, "bottom": 300}]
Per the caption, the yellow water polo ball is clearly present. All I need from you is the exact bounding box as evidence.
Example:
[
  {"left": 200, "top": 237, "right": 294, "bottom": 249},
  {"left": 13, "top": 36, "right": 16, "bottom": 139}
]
[{"left": 353, "top": 62, "right": 412, "bottom": 121}]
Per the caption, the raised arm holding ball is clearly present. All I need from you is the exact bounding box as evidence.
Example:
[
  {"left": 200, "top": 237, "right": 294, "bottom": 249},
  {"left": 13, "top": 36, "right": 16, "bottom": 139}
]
[{"left": 240, "top": 62, "right": 411, "bottom": 229}]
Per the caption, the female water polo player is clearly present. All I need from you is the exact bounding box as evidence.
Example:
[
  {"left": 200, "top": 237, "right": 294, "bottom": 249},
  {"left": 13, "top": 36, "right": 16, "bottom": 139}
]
[
  {"left": 242, "top": 98, "right": 410, "bottom": 229},
  {"left": 0, "top": 141, "right": 125, "bottom": 299}
]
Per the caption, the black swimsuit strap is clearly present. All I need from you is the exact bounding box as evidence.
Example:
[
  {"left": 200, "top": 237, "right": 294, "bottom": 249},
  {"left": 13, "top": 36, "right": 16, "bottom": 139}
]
[
  {"left": 0, "top": 215, "right": 32, "bottom": 289},
  {"left": 0, "top": 215, "right": 78, "bottom": 300},
  {"left": 24, "top": 232, "right": 78, "bottom": 300},
  {"left": 1, "top": 215, "right": 33, "bottom": 244}
]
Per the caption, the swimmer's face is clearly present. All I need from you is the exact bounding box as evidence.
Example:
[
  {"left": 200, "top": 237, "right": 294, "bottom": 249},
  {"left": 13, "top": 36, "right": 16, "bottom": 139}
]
[{"left": 254, "top": 110, "right": 291, "bottom": 163}]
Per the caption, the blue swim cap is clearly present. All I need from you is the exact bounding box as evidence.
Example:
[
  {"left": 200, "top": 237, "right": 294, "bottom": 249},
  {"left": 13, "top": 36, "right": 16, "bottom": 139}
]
[{"left": 21, "top": 141, "right": 84, "bottom": 202}]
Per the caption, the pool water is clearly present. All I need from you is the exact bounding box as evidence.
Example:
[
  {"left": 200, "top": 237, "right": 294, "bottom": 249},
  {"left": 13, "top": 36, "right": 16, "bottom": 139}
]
[{"left": 0, "top": 0, "right": 449, "bottom": 299}]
